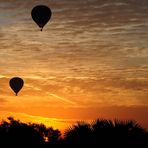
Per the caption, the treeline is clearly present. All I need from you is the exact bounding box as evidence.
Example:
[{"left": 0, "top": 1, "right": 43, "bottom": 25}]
[{"left": 0, "top": 117, "right": 148, "bottom": 147}]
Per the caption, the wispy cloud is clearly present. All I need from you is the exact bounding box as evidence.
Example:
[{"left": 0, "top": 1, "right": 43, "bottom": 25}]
[{"left": 49, "top": 93, "right": 77, "bottom": 105}]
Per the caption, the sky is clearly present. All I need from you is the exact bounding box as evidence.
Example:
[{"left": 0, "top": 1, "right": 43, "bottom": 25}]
[{"left": 0, "top": 0, "right": 148, "bottom": 130}]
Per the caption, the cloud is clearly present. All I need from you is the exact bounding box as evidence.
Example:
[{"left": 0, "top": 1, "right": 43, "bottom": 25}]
[{"left": 49, "top": 93, "right": 77, "bottom": 105}]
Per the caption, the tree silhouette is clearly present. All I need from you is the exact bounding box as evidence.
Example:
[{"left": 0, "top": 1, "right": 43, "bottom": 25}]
[
  {"left": 0, "top": 117, "right": 45, "bottom": 147},
  {"left": 91, "top": 119, "right": 148, "bottom": 147},
  {"left": 64, "top": 119, "right": 148, "bottom": 148},
  {"left": 30, "top": 122, "right": 61, "bottom": 147},
  {"left": 0, "top": 117, "right": 147, "bottom": 148},
  {"left": 0, "top": 117, "right": 61, "bottom": 148},
  {"left": 64, "top": 121, "right": 93, "bottom": 147}
]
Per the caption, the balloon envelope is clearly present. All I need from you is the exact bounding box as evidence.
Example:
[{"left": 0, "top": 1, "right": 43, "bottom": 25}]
[
  {"left": 31, "top": 5, "right": 52, "bottom": 31},
  {"left": 9, "top": 77, "right": 24, "bottom": 96}
]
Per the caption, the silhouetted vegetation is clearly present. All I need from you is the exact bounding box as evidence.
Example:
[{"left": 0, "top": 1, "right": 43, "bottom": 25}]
[
  {"left": 0, "top": 117, "right": 61, "bottom": 147},
  {"left": 64, "top": 119, "right": 148, "bottom": 148},
  {"left": 0, "top": 117, "right": 148, "bottom": 147}
]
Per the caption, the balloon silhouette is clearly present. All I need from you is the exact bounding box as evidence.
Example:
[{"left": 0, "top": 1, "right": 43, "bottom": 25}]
[
  {"left": 31, "top": 5, "right": 52, "bottom": 31},
  {"left": 9, "top": 77, "right": 24, "bottom": 96}
]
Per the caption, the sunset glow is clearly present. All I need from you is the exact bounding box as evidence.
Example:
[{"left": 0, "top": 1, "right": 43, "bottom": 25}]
[{"left": 0, "top": 0, "right": 148, "bottom": 130}]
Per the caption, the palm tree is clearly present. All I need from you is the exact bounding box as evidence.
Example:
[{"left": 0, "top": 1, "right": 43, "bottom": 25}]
[
  {"left": 113, "top": 120, "right": 147, "bottom": 147},
  {"left": 64, "top": 121, "right": 92, "bottom": 147},
  {"left": 91, "top": 119, "right": 148, "bottom": 147},
  {"left": 91, "top": 119, "right": 114, "bottom": 147},
  {"left": 0, "top": 117, "right": 147, "bottom": 147},
  {"left": 64, "top": 118, "right": 148, "bottom": 148}
]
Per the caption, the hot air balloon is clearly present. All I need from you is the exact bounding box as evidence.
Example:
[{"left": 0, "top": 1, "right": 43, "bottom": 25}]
[
  {"left": 9, "top": 77, "right": 24, "bottom": 96},
  {"left": 31, "top": 5, "right": 52, "bottom": 31}
]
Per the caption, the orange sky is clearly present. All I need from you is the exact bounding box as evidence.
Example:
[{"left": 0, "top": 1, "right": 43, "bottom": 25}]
[{"left": 0, "top": 0, "right": 148, "bottom": 130}]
